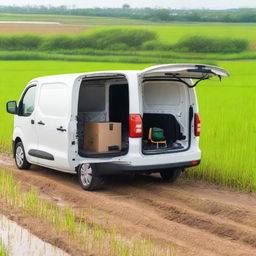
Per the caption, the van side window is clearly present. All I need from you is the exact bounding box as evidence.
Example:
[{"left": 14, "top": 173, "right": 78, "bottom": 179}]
[{"left": 20, "top": 86, "right": 36, "bottom": 116}]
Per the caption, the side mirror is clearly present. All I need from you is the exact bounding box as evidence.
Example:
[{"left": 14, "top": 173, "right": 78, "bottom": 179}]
[{"left": 6, "top": 101, "right": 18, "bottom": 114}]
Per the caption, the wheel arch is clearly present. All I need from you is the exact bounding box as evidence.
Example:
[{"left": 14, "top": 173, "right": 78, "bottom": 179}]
[{"left": 12, "top": 136, "right": 22, "bottom": 157}]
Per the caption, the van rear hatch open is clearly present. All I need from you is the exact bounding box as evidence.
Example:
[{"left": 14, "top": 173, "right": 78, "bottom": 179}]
[
  {"left": 141, "top": 64, "right": 229, "bottom": 155},
  {"left": 141, "top": 64, "right": 229, "bottom": 81}
]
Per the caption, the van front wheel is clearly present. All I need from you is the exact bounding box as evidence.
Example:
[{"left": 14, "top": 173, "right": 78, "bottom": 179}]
[
  {"left": 78, "top": 163, "right": 103, "bottom": 191},
  {"left": 160, "top": 168, "right": 182, "bottom": 182},
  {"left": 15, "top": 142, "right": 31, "bottom": 170}
]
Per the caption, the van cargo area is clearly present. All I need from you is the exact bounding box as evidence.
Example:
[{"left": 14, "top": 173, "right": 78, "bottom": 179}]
[
  {"left": 77, "top": 75, "right": 129, "bottom": 157},
  {"left": 142, "top": 80, "right": 190, "bottom": 154},
  {"left": 77, "top": 76, "right": 191, "bottom": 157}
]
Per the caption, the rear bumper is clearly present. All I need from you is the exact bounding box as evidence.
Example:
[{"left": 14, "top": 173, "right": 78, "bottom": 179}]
[{"left": 96, "top": 160, "right": 200, "bottom": 174}]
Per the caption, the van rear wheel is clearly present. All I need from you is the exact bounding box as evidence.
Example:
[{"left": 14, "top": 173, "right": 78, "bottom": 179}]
[
  {"left": 160, "top": 168, "right": 182, "bottom": 182},
  {"left": 15, "top": 142, "right": 31, "bottom": 170},
  {"left": 78, "top": 163, "right": 103, "bottom": 191}
]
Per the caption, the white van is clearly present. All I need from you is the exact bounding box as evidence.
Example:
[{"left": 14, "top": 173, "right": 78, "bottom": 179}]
[{"left": 6, "top": 64, "right": 229, "bottom": 190}]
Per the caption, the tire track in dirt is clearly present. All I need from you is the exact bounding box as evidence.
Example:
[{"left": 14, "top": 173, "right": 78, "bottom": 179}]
[
  {"left": 104, "top": 181, "right": 256, "bottom": 253},
  {"left": 1, "top": 154, "right": 256, "bottom": 256}
]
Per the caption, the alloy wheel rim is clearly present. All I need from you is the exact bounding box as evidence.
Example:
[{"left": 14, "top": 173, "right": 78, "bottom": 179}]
[
  {"left": 80, "top": 164, "right": 92, "bottom": 186},
  {"left": 16, "top": 146, "right": 24, "bottom": 167}
]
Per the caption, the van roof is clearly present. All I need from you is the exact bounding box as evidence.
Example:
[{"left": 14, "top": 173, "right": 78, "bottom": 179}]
[
  {"left": 29, "top": 64, "right": 229, "bottom": 85},
  {"left": 29, "top": 70, "right": 139, "bottom": 85}
]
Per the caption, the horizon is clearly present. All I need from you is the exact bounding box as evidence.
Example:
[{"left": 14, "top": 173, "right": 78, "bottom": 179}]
[
  {"left": 0, "top": 0, "right": 255, "bottom": 10},
  {"left": 0, "top": 5, "right": 256, "bottom": 10}
]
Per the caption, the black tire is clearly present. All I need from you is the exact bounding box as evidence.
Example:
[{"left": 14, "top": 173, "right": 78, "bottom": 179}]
[
  {"left": 160, "top": 168, "right": 182, "bottom": 182},
  {"left": 15, "top": 142, "right": 31, "bottom": 170},
  {"left": 78, "top": 163, "right": 103, "bottom": 191}
]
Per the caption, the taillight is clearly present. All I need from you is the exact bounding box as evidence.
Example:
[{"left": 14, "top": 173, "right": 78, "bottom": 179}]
[
  {"left": 194, "top": 113, "right": 201, "bottom": 137},
  {"left": 129, "top": 114, "right": 143, "bottom": 138}
]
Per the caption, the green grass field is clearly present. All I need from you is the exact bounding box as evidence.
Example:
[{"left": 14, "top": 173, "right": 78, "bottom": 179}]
[
  {"left": 0, "top": 14, "right": 254, "bottom": 191},
  {"left": 0, "top": 13, "right": 156, "bottom": 26},
  {"left": 87, "top": 24, "right": 256, "bottom": 44},
  {"left": 0, "top": 240, "right": 8, "bottom": 256},
  {"left": 0, "top": 60, "right": 255, "bottom": 191},
  {"left": 0, "top": 13, "right": 255, "bottom": 45}
]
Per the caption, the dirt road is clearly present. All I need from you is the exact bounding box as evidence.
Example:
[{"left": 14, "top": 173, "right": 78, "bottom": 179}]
[
  {"left": 1, "top": 153, "right": 256, "bottom": 256},
  {"left": 0, "top": 23, "right": 88, "bottom": 34}
]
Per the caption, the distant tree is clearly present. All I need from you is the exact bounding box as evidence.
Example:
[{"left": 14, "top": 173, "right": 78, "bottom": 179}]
[
  {"left": 0, "top": 5, "right": 255, "bottom": 23},
  {"left": 151, "top": 9, "right": 170, "bottom": 21},
  {"left": 122, "top": 4, "right": 130, "bottom": 9}
]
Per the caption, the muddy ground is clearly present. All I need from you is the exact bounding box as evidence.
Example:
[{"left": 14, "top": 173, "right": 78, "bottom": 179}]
[{"left": 0, "top": 153, "right": 256, "bottom": 256}]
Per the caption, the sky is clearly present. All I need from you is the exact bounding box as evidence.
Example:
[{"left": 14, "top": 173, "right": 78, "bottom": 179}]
[{"left": 0, "top": 0, "right": 255, "bottom": 10}]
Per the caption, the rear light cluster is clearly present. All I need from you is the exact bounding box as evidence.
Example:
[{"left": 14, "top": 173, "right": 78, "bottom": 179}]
[
  {"left": 129, "top": 114, "right": 143, "bottom": 138},
  {"left": 194, "top": 113, "right": 201, "bottom": 137}
]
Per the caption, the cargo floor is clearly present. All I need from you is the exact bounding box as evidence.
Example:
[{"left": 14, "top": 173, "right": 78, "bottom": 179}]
[{"left": 79, "top": 148, "right": 128, "bottom": 158}]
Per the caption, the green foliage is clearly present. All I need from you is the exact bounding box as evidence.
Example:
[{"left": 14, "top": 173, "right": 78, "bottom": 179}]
[
  {"left": 176, "top": 36, "right": 249, "bottom": 53},
  {"left": 188, "top": 61, "right": 256, "bottom": 192},
  {"left": 0, "top": 29, "right": 156, "bottom": 51},
  {"left": 141, "top": 40, "right": 172, "bottom": 51},
  {"left": 141, "top": 40, "right": 163, "bottom": 50},
  {"left": 105, "top": 43, "right": 130, "bottom": 51},
  {"left": 149, "top": 9, "right": 171, "bottom": 21},
  {"left": 0, "top": 241, "right": 8, "bottom": 256},
  {"left": 40, "top": 34, "right": 76, "bottom": 50},
  {"left": 0, "top": 6, "right": 256, "bottom": 23},
  {"left": 0, "top": 34, "right": 41, "bottom": 50},
  {"left": 76, "top": 29, "right": 156, "bottom": 49}
]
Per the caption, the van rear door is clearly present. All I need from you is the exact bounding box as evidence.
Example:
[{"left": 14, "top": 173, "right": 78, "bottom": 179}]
[{"left": 141, "top": 64, "right": 229, "bottom": 86}]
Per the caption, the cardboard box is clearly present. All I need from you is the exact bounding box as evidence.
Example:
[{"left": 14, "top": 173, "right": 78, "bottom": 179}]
[{"left": 84, "top": 122, "right": 122, "bottom": 153}]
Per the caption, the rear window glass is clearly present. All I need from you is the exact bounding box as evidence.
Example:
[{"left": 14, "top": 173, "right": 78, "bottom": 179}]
[{"left": 38, "top": 83, "right": 69, "bottom": 117}]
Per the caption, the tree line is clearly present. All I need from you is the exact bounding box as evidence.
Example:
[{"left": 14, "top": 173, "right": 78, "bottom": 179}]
[{"left": 0, "top": 6, "right": 255, "bottom": 23}]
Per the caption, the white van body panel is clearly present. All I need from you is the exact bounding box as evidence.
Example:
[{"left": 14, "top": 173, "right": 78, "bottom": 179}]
[
  {"left": 35, "top": 82, "right": 71, "bottom": 171},
  {"left": 13, "top": 82, "right": 39, "bottom": 164},
  {"left": 141, "top": 63, "right": 230, "bottom": 78},
  {"left": 11, "top": 64, "right": 229, "bottom": 174}
]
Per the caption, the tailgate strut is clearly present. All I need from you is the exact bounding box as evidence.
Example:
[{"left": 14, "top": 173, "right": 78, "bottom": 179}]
[{"left": 164, "top": 73, "right": 221, "bottom": 88}]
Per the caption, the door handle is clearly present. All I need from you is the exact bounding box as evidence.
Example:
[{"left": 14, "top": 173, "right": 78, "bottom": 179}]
[
  {"left": 57, "top": 126, "right": 66, "bottom": 132},
  {"left": 38, "top": 121, "right": 45, "bottom": 125}
]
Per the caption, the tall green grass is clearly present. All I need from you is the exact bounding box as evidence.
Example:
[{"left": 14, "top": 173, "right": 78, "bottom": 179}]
[
  {"left": 0, "top": 169, "right": 176, "bottom": 256},
  {"left": 190, "top": 61, "right": 256, "bottom": 191},
  {"left": 0, "top": 30, "right": 250, "bottom": 54},
  {"left": 176, "top": 36, "right": 249, "bottom": 53},
  {"left": 0, "top": 241, "right": 8, "bottom": 256},
  {"left": 0, "top": 50, "right": 220, "bottom": 64},
  {"left": 0, "top": 29, "right": 157, "bottom": 51}
]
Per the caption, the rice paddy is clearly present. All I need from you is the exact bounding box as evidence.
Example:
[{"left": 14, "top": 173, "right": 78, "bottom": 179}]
[
  {"left": 0, "top": 169, "right": 176, "bottom": 256},
  {"left": 0, "top": 59, "right": 255, "bottom": 192},
  {"left": 0, "top": 13, "right": 254, "bottom": 191},
  {"left": 0, "top": 241, "right": 8, "bottom": 256},
  {"left": 0, "top": 14, "right": 255, "bottom": 255}
]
